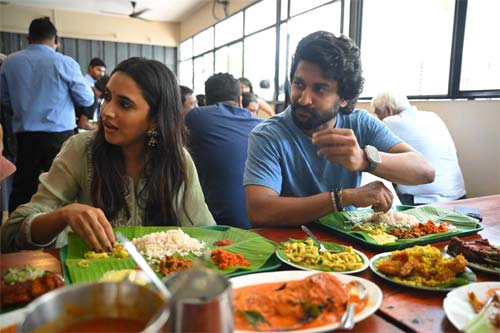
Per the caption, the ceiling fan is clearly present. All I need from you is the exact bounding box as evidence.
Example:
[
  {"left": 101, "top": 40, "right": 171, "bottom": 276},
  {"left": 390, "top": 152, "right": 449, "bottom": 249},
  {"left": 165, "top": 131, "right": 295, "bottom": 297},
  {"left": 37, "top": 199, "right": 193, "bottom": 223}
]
[{"left": 101, "top": 1, "right": 151, "bottom": 21}]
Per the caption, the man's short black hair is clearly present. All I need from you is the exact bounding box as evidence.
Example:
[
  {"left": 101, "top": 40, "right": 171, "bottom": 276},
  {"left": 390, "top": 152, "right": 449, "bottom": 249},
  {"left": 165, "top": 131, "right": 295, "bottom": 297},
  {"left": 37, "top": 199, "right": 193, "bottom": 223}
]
[
  {"left": 89, "top": 58, "right": 106, "bottom": 68},
  {"left": 179, "top": 85, "right": 193, "bottom": 104},
  {"left": 205, "top": 73, "right": 240, "bottom": 105},
  {"left": 28, "top": 17, "right": 57, "bottom": 43},
  {"left": 290, "top": 31, "right": 364, "bottom": 114},
  {"left": 241, "top": 92, "right": 258, "bottom": 108}
]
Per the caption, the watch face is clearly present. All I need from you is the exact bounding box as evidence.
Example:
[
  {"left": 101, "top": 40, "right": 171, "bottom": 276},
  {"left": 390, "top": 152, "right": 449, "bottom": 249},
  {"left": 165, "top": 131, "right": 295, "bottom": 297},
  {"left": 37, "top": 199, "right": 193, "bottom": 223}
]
[{"left": 366, "top": 145, "right": 381, "bottom": 164}]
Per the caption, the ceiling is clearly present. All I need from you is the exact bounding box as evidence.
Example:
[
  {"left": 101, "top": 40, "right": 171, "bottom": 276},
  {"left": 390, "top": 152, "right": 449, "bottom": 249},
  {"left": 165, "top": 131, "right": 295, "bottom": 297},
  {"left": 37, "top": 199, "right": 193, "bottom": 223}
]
[{"left": 4, "top": 0, "right": 209, "bottom": 22}]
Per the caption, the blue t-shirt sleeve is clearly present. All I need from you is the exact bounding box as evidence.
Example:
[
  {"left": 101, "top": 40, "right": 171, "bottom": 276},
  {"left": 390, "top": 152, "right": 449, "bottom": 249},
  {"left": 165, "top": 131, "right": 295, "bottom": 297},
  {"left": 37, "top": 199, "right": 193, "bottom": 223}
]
[
  {"left": 359, "top": 111, "right": 402, "bottom": 152},
  {"left": 0, "top": 65, "right": 9, "bottom": 104},
  {"left": 243, "top": 128, "right": 283, "bottom": 194}
]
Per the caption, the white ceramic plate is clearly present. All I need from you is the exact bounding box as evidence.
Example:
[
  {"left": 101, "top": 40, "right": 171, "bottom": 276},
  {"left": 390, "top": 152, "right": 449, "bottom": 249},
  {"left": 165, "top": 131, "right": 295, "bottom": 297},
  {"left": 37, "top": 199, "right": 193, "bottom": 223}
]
[
  {"left": 230, "top": 270, "right": 383, "bottom": 333},
  {"left": 443, "top": 281, "right": 500, "bottom": 331},
  {"left": 445, "top": 245, "right": 500, "bottom": 275},
  {"left": 0, "top": 307, "right": 27, "bottom": 332},
  {"left": 370, "top": 252, "right": 476, "bottom": 291},
  {"left": 276, "top": 246, "right": 369, "bottom": 274}
]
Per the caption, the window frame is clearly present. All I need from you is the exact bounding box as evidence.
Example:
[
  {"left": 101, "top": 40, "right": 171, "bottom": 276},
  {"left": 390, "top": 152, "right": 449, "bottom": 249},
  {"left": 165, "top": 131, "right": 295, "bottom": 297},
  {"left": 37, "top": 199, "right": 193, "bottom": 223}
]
[{"left": 179, "top": 0, "right": 499, "bottom": 103}]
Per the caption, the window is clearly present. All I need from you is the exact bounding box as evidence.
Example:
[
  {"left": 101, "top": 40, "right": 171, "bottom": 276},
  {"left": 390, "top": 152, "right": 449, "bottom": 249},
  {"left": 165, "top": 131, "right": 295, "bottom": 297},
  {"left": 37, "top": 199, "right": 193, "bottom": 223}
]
[
  {"left": 460, "top": 0, "right": 500, "bottom": 91},
  {"left": 215, "top": 42, "right": 243, "bottom": 78},
  {"left": 215, "top": 12, "right": 243, "bottom": 47},
  {"left": 179, "top": 0, "right": 499, "bottom": 106},
  {"left": 245, "top": 0, "right": 276, "bottom": 35},
  {"left": 290, "top": 0, "right": 331, "bottom": 17},
  {"left": 178, "top": 60, "right": 193, "bottom": 88},
  {"left": 361, "top": 0, "right": 455, "bottom": 97},
  {"left": 193, "top": 27, "right": 214, "bottom": 56},
  {"left": 179, "top": 38, "right": 192, "bottom": 61},
  {"left": 244, "top": 28, "right": 276, "bottom": 101},
  {"left": 193, "top": 52, "right": 213, "bottom": 94}
]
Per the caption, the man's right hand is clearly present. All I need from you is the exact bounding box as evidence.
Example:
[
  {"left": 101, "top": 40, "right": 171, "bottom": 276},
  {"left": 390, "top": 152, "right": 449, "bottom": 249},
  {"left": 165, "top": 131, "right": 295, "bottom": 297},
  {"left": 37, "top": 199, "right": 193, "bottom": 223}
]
[
  {"left": 59, "top": 203, "right": 115, "bottom": 252},
  {"left": 343, "top": 181, "right": 393, "bottom": 212}
]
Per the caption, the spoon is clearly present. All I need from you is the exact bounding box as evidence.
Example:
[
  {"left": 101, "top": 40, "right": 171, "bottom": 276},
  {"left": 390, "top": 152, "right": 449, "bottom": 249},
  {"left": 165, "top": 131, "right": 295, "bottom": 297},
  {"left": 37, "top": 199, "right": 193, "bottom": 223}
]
[
  {"left": 339, "top": 280, "right": 367, "bottom": 330},
  {"left": 301, "top": 225, "right": 339, "bottom": 253},
  {"left": 116, "top": 232, "right": 171, "bottom": 299}
]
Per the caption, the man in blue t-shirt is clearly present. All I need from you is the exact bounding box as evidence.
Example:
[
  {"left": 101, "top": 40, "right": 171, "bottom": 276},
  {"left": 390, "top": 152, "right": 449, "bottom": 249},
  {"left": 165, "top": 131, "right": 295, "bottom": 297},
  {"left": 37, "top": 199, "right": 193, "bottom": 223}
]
[
  {"left": 243, "top": 31, "right": 435, "bottom": 227},
  {"left": 186, "top": 73, "right": 262, "bottom": 229}
]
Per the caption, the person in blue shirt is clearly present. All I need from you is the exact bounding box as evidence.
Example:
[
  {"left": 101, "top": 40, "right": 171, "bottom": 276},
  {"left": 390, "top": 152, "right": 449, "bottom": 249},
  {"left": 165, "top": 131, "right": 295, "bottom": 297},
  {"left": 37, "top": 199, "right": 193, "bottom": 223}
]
[
  {"left": 0, "top": 17, "right": 94, "bottom": 212},
  {"left": 84, "top": 57, "right": 107, "bottom": 87},
  {"left": 243, "top": 31, "right": 435, "bottom": 227},
  {"left": 185, "top": 73, "right": 262, "bottom": 229}
]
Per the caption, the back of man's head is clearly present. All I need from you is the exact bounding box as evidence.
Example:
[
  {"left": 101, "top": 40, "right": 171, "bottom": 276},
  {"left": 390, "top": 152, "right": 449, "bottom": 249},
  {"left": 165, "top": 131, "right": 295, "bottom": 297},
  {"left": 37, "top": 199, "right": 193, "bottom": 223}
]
[
  {"left": 371, "top": 91, "right": 411, "bottom": 119},
  {"left": 205, "top": 73, "right": 240, "bottom": 105},
  {"left": 28, "top": 17, "right": 57, "bottom": 43},
  {"left": 241, "top": 92, "right": 258, "bottom": 108},
  {"left": 94, "top": 75, "right": 110, "bottom": 94},
  {"left": 89, "top": 58, "right": 106, "bottom": 68},
  {"left": 290, "top": 31, "right": 364, "bottom": 114}
]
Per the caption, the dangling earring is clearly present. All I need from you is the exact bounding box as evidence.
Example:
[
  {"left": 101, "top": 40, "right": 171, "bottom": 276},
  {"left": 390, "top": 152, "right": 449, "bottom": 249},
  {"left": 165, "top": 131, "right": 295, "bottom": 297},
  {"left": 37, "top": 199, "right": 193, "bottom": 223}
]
[{"left": 147, "top": 128, "right": 158, "bottom": 147}]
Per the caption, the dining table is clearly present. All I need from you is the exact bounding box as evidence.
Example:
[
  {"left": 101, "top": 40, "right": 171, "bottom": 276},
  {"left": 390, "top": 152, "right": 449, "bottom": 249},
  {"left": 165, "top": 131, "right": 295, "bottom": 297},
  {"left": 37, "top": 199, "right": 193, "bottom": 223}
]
[
  {"left": 0, "top": 194, "right": 498, "bottom": 333},
  {"left": 253, "top": 194, "right": 500, "bottom": 333}
]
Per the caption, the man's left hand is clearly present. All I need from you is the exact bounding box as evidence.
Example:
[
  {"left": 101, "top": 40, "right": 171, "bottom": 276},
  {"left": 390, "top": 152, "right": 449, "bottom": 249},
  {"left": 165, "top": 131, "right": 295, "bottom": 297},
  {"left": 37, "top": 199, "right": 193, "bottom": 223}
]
[{"left": 312, "top": 127, "right": 366, "bottom": 171}]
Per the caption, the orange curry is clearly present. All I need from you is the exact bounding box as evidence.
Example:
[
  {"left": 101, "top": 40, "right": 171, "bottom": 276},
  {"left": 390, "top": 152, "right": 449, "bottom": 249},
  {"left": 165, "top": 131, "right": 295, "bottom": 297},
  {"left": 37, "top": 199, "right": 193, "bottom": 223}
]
[{"left": 233, "top": 273, "right": 368, "bottom": 331}]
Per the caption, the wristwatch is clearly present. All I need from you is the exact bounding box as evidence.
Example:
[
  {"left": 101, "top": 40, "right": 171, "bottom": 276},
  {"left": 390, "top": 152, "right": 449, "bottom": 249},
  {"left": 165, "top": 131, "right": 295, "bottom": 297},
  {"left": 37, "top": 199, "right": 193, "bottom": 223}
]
[{"left": 364, "top": 145, "right": 381, "bottom": 172}]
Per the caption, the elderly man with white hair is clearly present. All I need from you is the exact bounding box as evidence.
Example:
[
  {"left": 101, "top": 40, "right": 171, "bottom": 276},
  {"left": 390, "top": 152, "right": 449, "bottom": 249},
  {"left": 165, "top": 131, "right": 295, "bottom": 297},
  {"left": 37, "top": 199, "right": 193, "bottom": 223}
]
[{"left": 371, "top": 91, "right": 466, "bottom": 205}]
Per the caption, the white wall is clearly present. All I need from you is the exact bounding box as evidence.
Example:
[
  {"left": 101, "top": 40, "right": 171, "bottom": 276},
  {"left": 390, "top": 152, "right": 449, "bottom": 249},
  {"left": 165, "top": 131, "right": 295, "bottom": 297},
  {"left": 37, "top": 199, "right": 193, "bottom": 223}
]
[{"left": 357, "top": 99, "right": 500, "bottom": 198}]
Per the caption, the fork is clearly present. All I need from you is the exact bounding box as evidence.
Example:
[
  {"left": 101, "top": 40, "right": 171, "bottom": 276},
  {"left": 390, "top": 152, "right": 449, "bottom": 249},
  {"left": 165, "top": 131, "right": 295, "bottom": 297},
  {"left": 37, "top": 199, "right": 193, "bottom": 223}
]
[{"left": 301, "top": 225, "right": 335, "bottom": 254}]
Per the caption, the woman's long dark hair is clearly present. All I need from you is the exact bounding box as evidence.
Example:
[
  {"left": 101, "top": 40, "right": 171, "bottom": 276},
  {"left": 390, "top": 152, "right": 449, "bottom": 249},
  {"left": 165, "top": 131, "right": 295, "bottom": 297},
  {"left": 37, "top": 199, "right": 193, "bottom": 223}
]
[{"left": 91, "top": 57, "right": 190, "bottom": 226}]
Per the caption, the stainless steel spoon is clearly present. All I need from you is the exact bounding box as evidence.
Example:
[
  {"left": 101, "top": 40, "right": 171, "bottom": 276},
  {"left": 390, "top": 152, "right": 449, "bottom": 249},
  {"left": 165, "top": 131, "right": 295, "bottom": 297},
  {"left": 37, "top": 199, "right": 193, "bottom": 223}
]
[
  {"left": 339, "top": 280, "right": 367, "bottom": 330},
  {"left": 301, "top": 225, "right": 338, "bottom": 253}
]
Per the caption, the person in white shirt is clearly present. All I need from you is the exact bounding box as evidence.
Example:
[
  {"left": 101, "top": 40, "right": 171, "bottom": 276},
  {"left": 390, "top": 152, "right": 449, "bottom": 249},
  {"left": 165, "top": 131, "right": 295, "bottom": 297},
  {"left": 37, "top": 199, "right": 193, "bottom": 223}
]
[{"left": 371, "top": 91, "right": 466, "bottom": 205}]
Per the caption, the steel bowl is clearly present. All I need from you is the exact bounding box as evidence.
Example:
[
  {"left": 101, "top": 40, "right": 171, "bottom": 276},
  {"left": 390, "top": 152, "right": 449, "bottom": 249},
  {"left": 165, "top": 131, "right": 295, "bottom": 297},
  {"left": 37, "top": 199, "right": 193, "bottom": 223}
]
[{"left": 18, "top": 281, "right": 169, "bottom": 333}]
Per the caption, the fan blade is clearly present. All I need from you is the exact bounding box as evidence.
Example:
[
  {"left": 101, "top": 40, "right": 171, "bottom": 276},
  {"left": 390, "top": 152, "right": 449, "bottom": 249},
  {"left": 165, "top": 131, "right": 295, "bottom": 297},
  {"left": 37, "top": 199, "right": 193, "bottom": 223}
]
[
  {"left": 130, "top": 8, "right": 150, "bottom": 17},
  {"left": 101, "top": 10, "right": 127, "bottom": 16}
]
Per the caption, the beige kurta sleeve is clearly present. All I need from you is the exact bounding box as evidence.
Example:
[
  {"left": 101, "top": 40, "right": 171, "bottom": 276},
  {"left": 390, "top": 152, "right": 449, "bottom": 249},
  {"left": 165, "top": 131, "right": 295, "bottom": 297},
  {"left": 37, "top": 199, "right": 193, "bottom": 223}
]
[
  {"left": 0, "top": 133, "right": 91, "bottom": 252},
  {"left": 178, "top": 148, "right": 216, "bottom": 227}
]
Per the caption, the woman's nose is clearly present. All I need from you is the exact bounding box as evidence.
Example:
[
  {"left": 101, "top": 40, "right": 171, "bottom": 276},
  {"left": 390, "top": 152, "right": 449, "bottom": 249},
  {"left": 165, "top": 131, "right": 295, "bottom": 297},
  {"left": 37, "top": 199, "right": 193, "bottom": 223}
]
[{"left": 100, "top": 101, "right": 115, "bottom": 118}]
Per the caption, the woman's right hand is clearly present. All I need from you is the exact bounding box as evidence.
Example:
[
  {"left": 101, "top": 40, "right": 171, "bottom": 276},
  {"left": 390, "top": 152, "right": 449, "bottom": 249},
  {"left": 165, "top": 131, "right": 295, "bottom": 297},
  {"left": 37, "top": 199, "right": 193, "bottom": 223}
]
[{"left": 59, "top": 203, "right": 115, "bottom": 252}]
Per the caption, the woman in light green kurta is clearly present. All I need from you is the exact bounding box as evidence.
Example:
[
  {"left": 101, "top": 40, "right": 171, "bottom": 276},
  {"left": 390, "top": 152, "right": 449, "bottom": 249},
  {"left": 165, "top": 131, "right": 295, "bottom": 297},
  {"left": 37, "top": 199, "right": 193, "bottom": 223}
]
[{"left": 1, "top": 58, "right": 215, "bottom": 253}]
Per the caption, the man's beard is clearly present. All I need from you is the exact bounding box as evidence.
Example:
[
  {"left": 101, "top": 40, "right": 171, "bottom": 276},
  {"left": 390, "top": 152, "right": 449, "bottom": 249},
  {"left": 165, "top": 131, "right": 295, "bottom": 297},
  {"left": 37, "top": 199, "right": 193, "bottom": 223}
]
[{"left": 291, "top": 102, "right": 338, "bottom": 130}]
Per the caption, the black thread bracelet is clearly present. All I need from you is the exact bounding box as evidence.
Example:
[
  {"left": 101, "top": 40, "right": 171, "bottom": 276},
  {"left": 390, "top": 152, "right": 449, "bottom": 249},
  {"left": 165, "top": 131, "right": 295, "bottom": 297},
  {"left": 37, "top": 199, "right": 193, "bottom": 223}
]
[{"left": 334, "top": 188, "right": 343, "bottom": 212}]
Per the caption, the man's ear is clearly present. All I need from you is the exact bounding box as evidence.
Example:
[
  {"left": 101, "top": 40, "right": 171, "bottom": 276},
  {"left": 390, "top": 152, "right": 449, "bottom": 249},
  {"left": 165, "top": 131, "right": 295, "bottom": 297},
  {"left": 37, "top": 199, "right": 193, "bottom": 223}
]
[{"left": 340, "top": 99, "right": 348, "bottom": 108}]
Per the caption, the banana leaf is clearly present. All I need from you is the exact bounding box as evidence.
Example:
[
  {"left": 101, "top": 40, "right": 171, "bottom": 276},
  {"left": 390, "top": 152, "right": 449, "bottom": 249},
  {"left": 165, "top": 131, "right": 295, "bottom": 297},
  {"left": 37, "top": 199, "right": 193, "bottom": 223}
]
[
  {"left": 65, "top": 226, "right": 278, "bottom": 284},
  {"left": 316, "top": 205, "right": 483, "bottom": 251}
]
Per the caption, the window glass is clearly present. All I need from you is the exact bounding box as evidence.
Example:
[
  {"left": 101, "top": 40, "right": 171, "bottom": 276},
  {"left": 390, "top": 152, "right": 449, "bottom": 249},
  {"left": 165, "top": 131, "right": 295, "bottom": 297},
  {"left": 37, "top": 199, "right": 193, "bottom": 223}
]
[
  {"left": 361, "top": 0, "right": 455, "bottom": 97},
  {"left": 460, "top": 0, "right": 500, "bottom": 91},
  {"left": 215, "top": 12, "right": 243, "bottom": 47},
  {"left": 244, "top": 28, "right": 276, "bottom": 101},
  {"left": 193, "top": 27, "right": 214, "bottom": 56},
  {"left": 178, "top": 60, "right": 193, "bottom": 88},
  {"left": 288, "top": 3, "right": 341, "bottom": 57},
  {"left": 215, "top": 42, "right": 243, "bottom": 78},
  {"left": 281, "top": 0, "right": 288, "bottom": 20},
  {"left": 193, "top": 52, "right": 214, "bottom": 95},
  {"left": 179, "top": 38, "right": 192, "bottom": 61},
  {"left": 290, "top": 0, "right": 331, "bottom": 16},
  {"left": 245, "top": 0, "right": 276, "bottom": 35}
]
